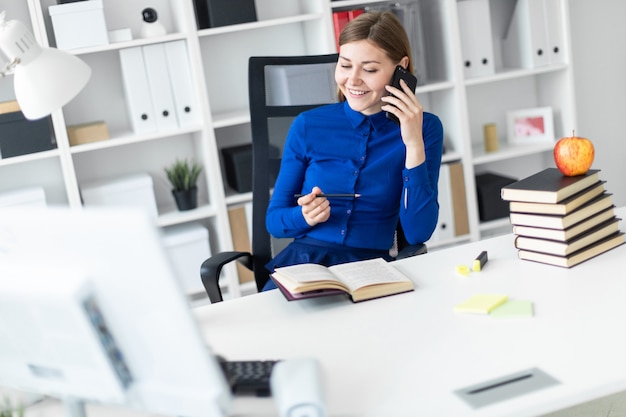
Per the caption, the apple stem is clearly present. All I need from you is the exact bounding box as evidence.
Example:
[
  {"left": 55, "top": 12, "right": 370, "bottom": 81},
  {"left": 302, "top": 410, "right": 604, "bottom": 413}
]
[{"left": 572, "top": 129, "right": 575, "bottom": 137}]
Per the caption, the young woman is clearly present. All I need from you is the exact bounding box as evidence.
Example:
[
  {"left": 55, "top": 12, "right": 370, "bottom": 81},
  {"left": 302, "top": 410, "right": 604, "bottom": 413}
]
[{"left": 263, "top": 11, "right": 444, "bottom": 290}]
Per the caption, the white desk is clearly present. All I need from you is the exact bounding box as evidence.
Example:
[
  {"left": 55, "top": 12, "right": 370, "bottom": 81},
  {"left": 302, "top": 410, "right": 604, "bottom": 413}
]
[
  {"left": 193, "top": 207, "right": 626, "bottom": 417},
  {"left": 17, "top": 208, "right": 626, "bottom": 417}
]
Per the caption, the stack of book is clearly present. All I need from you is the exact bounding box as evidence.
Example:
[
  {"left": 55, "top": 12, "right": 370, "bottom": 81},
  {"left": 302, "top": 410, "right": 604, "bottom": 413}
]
[{"left": 501, "top": 168, "right": 625, "bottom": 267}]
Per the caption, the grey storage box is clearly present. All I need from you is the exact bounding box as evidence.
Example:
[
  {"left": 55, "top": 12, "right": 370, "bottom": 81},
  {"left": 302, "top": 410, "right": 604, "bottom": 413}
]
[
  {"left": 475, "top": 172, "right": 517, "bottom": 221},
  {"left": 193, "top": 0, "right": 257, "bottom": 29},
  {"left": 222, "top": 144, "right": 253, "bottom": 193},
  {"left": 222, "top": 144, "right": 280, "bottom": 193},
  {"left": 0, "top": 111, "right": 54, "bottom": 158}
]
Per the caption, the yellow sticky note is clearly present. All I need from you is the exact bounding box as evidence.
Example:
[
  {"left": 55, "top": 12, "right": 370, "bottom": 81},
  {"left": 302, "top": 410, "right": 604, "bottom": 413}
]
[{"left": 454, "top": 294, "right": 508, "bottom": 314}]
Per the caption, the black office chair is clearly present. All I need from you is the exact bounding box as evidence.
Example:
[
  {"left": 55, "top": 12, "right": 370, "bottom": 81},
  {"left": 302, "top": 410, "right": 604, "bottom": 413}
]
[{"left": 201, "top": 54, "right": 426, "bottom": 303}]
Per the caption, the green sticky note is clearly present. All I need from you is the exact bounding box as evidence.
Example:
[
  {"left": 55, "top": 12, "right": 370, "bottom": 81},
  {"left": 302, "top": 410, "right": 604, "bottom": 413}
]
[
  {"left": 453, "top": 294, "right": 508, "bottom": 314},
  {"left": 490, "top": 300, "right": 534, "bottom": 318}
]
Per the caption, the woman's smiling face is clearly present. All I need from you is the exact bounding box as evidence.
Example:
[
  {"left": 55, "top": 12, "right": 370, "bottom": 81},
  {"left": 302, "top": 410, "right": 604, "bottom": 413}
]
[{"left": 335, "top": 40, "right": 405, "bottom": 115}]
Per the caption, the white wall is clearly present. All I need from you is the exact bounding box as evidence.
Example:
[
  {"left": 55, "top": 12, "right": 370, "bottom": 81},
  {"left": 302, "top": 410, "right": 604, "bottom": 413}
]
[{"left": 569, "top": 0, "right": 626, "bottom": 207}]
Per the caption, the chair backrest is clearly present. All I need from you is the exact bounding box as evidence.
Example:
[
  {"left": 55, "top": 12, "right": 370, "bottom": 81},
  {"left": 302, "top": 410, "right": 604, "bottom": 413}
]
[{"left": 247, "top": 54, "right": 340, "bottom": 292}]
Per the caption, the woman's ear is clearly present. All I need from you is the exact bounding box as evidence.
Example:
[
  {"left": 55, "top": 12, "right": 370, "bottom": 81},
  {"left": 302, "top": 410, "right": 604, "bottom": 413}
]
[{"left": 399, "top": 56, "right": 409, "bottom": 70}]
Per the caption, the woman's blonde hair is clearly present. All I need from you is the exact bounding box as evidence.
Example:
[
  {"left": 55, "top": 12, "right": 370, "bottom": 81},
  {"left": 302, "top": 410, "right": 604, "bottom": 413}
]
[{"left": 337, "top": 11, "right": 413, "bottom": 101}]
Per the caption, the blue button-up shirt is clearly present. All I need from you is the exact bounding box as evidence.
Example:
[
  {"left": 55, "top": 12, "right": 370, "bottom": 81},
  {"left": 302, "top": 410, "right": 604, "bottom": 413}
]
[{"left": 266, "top": 100, "right": 444, "bottom": 250}]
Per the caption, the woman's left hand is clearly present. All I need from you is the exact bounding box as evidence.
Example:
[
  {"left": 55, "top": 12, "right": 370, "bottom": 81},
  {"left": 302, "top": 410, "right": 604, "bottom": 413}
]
[{"left": 382, "top": 79, "right": 426, "bottom": 168}]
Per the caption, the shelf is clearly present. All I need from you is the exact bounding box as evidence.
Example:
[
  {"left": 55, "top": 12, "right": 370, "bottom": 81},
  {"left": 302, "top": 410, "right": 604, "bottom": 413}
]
[
  {"left": 197, "top": 13, "right": 323, "bottom": 37},
  {"left": 330, "top": 0, "right": 390, "bottom": 8},
  {"left": 68, "top": 126, "right": 203, "bottom": 154},
  {"left": 441, "top": 150, "right": 462, "bottom": 164},
  {"left": 472, "top": 141, "right": 554, "bottom": 165},
  {"left": 212, "top": 110, "right": 251, "bottom": 129},
  {"left": 416, "top": 80, "right": 455, "bottom": 94},
  {"left": 225, "top": 191, "right": 253, "bottom": 206},
  {"left": 69, "top": 33, "right": 189, "bottom": 56},
  {"left": 464, "top": 64, "right": 569, "bottom": 87},
  {"left": 156, "top": 204, "right": 219, "bottom": 227},
  {"left": 0, "top": 149, "right": 60, "bottom": 167}
]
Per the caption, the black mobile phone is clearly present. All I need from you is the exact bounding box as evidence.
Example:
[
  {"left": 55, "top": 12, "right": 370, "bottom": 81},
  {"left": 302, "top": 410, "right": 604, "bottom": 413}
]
[{"left": 386, "top": 65, "right": 418, "bottom": 125}]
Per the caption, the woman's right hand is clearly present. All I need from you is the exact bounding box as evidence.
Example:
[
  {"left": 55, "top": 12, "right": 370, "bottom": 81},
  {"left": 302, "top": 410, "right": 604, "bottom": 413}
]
[{"left": 297, "top": 186, "right": 331, "bottom": 226}]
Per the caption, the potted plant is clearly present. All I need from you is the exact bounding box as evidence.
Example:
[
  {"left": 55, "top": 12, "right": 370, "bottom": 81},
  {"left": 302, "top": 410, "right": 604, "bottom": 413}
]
[
  {"left": 0, "top": 397, "right": 23, "bottom": 417},
  {"left": 164, "top": 158, "right": 203, "bottom": 211}
]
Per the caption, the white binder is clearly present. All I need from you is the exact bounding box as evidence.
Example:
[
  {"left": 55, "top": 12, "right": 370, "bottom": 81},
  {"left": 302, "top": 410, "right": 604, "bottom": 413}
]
[
  {"left": 503, "top": 0, "right": 554, "bottom": 69},
  {"left": 457, "top": 0, "right": 495, "bottom": 78},
  {"left": 543, "top": 0, "right": 565, "bottom": 65},
  {"left": 164, "top": 41, "right": 201, "bottom": 128},
  {"left": 119, "top": 47, "right": 157, "bottom": 134},
  {"left": 142, "top": 43, "right": 179, "bottom": 130},
  {"left": 431, "top": 163, "right": 455, "bottom": 242}
]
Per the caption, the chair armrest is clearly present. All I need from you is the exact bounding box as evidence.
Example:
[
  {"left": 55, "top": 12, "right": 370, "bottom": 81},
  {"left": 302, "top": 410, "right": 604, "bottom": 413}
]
[
  {"left": 396, "top": 243, "right": 427, "bottom": 260},
  {"left": 200, "top": 251, "right": 252, "bottom": 303}
]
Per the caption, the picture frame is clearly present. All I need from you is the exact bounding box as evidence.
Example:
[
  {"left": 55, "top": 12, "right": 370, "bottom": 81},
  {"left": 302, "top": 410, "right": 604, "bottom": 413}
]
[{"left": 506, "top": 107, "right": 555, "bottom": 145}]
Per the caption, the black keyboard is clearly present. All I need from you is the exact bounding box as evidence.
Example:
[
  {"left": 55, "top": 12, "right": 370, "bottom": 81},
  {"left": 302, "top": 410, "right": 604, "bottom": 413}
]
[{"left": 219, "top": 359, "right": 280, "bottom": 397}]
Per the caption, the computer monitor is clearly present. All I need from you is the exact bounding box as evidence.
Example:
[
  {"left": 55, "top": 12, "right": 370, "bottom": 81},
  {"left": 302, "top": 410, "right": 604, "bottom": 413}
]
[{"left": 0, "top": 207, "right": 232, "bottom": 417}]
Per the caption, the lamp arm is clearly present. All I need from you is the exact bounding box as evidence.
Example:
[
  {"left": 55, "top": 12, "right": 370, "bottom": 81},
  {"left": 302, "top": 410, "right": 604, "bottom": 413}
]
[{"left": 0, "top": 57, "right": 19, "bottom": 77}]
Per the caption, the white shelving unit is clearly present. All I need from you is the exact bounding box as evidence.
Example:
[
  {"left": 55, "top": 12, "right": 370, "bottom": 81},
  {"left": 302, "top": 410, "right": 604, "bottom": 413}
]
[{"left": 0, "top": 0, "right": 575, "bottom": 297}]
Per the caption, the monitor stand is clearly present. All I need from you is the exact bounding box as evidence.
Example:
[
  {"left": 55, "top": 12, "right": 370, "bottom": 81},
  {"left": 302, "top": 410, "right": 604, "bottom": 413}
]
[{"left": 63, "top": 398, "right": 87, "bottom": 417}]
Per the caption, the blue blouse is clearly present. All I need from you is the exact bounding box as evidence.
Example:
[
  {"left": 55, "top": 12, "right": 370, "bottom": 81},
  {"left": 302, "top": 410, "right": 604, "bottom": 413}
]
[{"left": 266, "top": 100, "right": 444, "bottom": 252}]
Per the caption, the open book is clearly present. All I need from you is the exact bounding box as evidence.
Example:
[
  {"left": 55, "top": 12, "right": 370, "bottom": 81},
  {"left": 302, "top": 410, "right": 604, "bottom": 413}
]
[{"left": 271, "top": 258, "right": 414, "bottom": 303}]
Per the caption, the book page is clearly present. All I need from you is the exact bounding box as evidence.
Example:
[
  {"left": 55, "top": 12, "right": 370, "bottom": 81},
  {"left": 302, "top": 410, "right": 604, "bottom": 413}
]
[
  {"left": 274, "top": 263, "right": 344, "bottom": 284},
  {"left": 330, "top": 258, "right": 410, "bottom": 292}
]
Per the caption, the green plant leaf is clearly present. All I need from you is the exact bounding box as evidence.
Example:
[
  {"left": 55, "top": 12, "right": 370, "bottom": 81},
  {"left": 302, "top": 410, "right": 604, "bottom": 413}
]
[{"left": 164, "top": 159, "right": 203, "bottom": 191}]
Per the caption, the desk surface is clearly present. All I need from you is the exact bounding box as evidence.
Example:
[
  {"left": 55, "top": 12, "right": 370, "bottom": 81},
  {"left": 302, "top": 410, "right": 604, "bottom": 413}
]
[
  {"left": 18, "top": 209, "right": 626, "bottom": 417},
  {"left": 194, "top": 207, "right": 626, "bottom": 417}
]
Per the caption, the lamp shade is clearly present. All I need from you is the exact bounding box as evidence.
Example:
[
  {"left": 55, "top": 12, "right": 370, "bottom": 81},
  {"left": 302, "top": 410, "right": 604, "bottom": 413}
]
[
  {"left": 13, "top": 48, "right": 91, "bottom": 120},
  {"left": 0, "top": 12, "right": 91, "bottom": 120}
]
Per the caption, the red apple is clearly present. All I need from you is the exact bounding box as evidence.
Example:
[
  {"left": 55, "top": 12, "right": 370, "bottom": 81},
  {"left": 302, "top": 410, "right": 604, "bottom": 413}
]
[{"left": 553, "top": 132, "right": 594, "bottom": 176}]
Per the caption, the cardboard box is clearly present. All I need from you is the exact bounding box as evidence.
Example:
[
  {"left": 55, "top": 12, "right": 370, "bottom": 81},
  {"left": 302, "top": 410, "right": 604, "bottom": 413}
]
[
  {"left": 161, "top": 222, "right": 211, "bottom": 295},
  {"left": 0, "top": 187, "right": 47, "bottom": 208},
  {"left": 67, "top": 121, "right": 110, "bottom": 146},
  {"left": 49, "top": 0, "right": 109, "bottom": 50},
  {"left": 228, "top": 205, "right": 254, "bottom": 284},
  {"left": 80, "top": 173, "right": 158, "bottom": 219},
  {"left": 0, "top": 100, "right": 20, "bottom": 115},
  {"left": 0, "top": 111, "right": 54, "bottom": 158}
]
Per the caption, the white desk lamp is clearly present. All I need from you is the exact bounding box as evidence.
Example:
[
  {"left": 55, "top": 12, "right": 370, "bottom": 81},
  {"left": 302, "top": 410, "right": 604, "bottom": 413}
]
[{"left": 0, "top": 11, "right": 90, "bottom": 120}]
